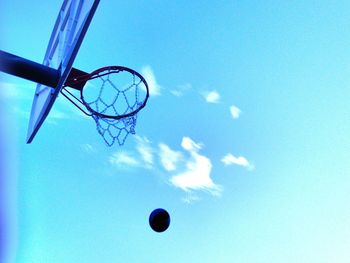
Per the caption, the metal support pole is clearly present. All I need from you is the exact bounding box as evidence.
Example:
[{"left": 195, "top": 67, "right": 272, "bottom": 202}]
[{"left": 0, "top": 50, "right": 60, "bottom": 88}]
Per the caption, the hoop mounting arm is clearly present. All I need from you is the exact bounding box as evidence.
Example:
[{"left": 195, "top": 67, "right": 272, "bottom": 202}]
[
  {"left": 0, "top": 50, "right": 60, "bottom": 88},
  {"left": 64, "top": 67, "right": 89, "bottom": 90},
  {"left": 0, "top": 49, "right": 90, "bottom": 92}
]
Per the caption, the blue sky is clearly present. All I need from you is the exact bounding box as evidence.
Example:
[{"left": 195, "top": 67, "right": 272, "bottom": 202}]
[{"left": 1, "top": 0, "right": 350, "bottom": 262}]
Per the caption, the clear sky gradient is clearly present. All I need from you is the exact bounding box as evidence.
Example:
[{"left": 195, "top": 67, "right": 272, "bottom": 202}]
[{"left": 1, "top": 1, "right": 350, "bottom": 262}]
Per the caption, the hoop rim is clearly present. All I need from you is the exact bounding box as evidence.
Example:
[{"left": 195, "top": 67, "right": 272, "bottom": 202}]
[{"left": 79, "top": 65, "right": 149, "bottom": 120}]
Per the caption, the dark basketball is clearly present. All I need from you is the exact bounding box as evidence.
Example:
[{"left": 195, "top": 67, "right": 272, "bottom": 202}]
[{"left": 149, "top": 208, "right": 170, "bottom": 232}]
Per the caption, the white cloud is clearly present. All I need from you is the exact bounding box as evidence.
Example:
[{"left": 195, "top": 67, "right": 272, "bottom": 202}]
[
  {"left": 230, "top": 105, "right": 241, "bottom": 119},
  {"left": 182, "top": 193, "right": 201, "bottom": 204},
  {"left": 170, "top": 83, "right": 192, "bottom": 97},
  {"left": 141, "top": 65, "right": 161, "bottom": 96},
  {"left": 0, "top": 82, "right": 20, "bottom": 98},
  {"left": 221, "top": 153, "right": 254, "bottom": 170},
  {"left": 47, "top": 109, "right": 69, "bottom": 120},
  {"left": 12, "top": 107, "right": 30, "bottom": 119},
  {"left": 108, "top": 136, "right": 154, "bottom": 169},
  {"left": 0, "top": 81, "right": 83, "bottom": 123},
  {"left": 80, "top": 144, "right": 96, "bottom": 153},
  {"left": 170, "top": 137, "right": 222, "bottom": 196},
  {"left": 109, "top": 152, "right": 139, "bottom": 167},
  {"left": 136, "top": 136, "right": 154, "bottom": 168},
  {"left": 203, "top": 90, "right": 221, "bottom": 103},
  {"left": 45, "top": 108, "right": 72, "bottom": 125},
  {"left": 159, "top": 143, "right": 182, "bottom": 171},
  {"left": 56, "top": 93, "right": 89, "bottom": 118},
  {"left": 181, "top": 137, "right": 202, "bottom": 151},
  {"left": 0, "top": 82, "right": 32, "bottom": 99}
]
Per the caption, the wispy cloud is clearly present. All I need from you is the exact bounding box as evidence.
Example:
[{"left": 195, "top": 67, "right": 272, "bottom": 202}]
[
  {"left": 170, "top": 83, "right": 192, "bottom": 97},
  {"left": 221, "top": 153, "right": 254, "bottom": 171},
  {"left": 141, "top": 65, "right": 161, "bottom": 96},
  {"left": 47, "top": 109, "right": 70, "bottom": 120},
  {"left": 0, "top": 82, "right": 33, "bottom": 100},
  {"left": 181, "top": 137, "right": 202, "bottom": 151},
  {"left": 0, "top": 82, "right": 20, "bottom": 99},
  {"left": 45, "top": 108, "right": 72, "bottom": 125},
  {"left": 80, "top": 143, "right": 96, "bottom": 154},
  {"left": 170, "top": 137, "right": 222, "bottom": 196},
  {"left": 107, "top": 136, "right": 223, "bottom": 201},
  {"left": 202, "top": 90, "right": 221, "bottom": 103},
  {"left": 12, "top": 107, "right": 30, "bottom": 119},
  {"left": 109, "top": 151, "right": 139, "bottom": 167},
  {"left": 108, "top": 136, "right": 154, "bottom": 169},
  {"left": 56, "top": 91, "right": 92, "bottom": 119},
  {"left": 182, "top": 193, "right": 201, "bottom": 204},
  {"left": 136, "top": 136, "right": 154, "bottom": 169},
  {"left": 158, "top": 143, "right": 182, "bottom": 171},
  {"left": 0, "top": 82, "right": 84, "bottom": 124},
  {"left": 230, "top": 105, "right": 241, "bottom": 119}
]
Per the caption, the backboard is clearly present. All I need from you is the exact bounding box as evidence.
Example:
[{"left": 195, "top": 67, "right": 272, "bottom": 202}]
[{"left": 27, "top": 0, "right": 100, "bottom": 143}]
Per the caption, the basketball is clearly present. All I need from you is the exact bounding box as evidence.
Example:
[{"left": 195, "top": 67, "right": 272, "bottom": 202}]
[{"left": 149, "top": 208, "right": 170, "bottom": 232}]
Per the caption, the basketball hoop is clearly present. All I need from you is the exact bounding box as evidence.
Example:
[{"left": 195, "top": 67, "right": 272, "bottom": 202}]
[{"left": 61, "top": 66, "right": 149, "bottom": 146}]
